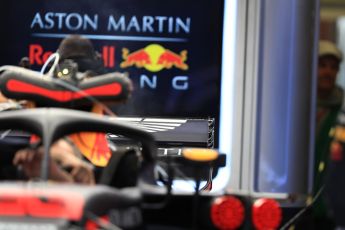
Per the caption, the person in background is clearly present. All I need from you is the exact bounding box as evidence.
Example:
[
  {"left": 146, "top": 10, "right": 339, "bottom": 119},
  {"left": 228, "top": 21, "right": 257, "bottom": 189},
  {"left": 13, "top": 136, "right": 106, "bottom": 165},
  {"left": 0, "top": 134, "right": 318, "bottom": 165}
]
[
  {"left": 12, "top": 35, "right": 108, "bottom": 184},
  {"left": 313, "top": 40, "right": 343, "bottom": 229},
  {"left": 12, "top": 35, "right": 133, "bottom": 185}
]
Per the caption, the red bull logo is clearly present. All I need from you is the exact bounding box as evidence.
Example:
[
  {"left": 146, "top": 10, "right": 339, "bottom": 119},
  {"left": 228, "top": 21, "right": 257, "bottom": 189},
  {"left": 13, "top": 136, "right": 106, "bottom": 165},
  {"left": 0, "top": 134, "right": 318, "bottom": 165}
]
[
  {"left": 120, "top": 44, "right": 188, "bottom": 72},
  {"left": 28, "top": 44, "right": 116, "bottom": 68}
]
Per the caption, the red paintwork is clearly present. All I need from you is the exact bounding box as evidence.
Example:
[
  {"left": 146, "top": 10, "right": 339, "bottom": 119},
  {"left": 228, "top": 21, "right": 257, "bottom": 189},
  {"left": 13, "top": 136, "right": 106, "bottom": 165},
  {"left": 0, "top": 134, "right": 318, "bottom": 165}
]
[
  {"left": 6, "top": 79, "right": 122, "bottom": 102},
  {"left": 0, "top": 189, "right": 84, "bottom": 220}
]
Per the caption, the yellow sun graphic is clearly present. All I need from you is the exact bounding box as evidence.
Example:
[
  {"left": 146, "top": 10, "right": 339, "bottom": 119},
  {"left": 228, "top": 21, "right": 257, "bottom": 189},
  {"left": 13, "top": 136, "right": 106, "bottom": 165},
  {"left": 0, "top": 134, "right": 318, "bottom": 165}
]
[{"left": 143, "top": 44, "right": 165, "bottom": 72}]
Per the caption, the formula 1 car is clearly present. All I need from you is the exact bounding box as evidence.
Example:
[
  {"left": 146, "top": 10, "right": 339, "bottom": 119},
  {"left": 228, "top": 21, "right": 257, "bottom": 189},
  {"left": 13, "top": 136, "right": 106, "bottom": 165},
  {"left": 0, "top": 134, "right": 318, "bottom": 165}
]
[{"left": 0, "top": 65, "right": 283, "bottom": 230}]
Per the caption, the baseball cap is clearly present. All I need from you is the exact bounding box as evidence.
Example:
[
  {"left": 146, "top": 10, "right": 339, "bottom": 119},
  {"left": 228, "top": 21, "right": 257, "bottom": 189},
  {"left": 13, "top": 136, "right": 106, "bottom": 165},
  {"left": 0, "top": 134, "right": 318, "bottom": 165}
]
[
  {"left": 58, "top": 35, "right": 96, "bottom": 60},
  {"left": 57, "top": 34, "right": 105, "bottom": 75},
  {"left": 319, "top": 40, "right": 343, "bottom": 61}
]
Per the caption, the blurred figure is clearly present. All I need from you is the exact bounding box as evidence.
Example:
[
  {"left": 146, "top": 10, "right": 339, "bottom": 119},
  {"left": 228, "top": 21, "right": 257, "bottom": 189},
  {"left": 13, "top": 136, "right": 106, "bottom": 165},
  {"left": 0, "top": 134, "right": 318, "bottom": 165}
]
[
  {"left": 11, "top": 34, "right": 132, "bottom": 184},
  {"left": 13, "top": 139, "right": 95, "bottom": 184},
  {"left": 317, "top": 40, "right": 343, "bottom": 111},
  {"left": 313, "top": 40, "right": 343, "bottom": 229},
  {"left": 12, "top": 35, "right": 107, "bottom": 184},
  {"left": 57, "top": 34, "right": 105, "bottom": 76}
]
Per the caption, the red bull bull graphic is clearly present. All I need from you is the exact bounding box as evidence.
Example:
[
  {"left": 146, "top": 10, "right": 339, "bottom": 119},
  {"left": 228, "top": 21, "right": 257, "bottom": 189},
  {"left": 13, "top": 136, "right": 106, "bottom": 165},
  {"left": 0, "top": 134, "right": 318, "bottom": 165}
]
[
  {"left": 120, "top": 44, "right": 188, "bottom": 72},
  {"left": 157, "top": 50, "right": 188, "bottom": 70},
  {"left": 120, "top": 48, "right": 151, "bottom": 68}
]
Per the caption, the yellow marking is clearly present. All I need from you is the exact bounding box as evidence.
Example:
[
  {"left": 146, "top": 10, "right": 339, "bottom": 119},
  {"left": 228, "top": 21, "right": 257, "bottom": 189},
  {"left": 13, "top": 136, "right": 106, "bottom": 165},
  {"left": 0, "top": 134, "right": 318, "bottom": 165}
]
[
  {"left": 306, "top": 196, "right": 313, "bottom": 206},
  {"left": 334, "top": 126, "right": 345, "bottom": 141},
  {"left": 318, "top": 161, "right": 325, "bottom": 172},
  {"left": 182, "top": 148, "right": 218, "bottom": 162},
  {"left": 329, "top": 128, "right": 335, "bottom": 137}
]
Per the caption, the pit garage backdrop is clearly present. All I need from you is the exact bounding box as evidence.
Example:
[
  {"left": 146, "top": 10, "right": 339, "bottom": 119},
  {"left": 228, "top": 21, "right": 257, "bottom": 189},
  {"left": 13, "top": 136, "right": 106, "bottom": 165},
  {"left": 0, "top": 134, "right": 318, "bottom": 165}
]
[{"left": 0, "top": 0, "right": 224, "bottom": 127}]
